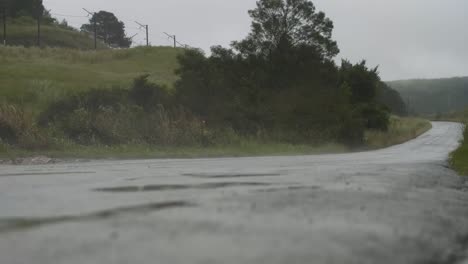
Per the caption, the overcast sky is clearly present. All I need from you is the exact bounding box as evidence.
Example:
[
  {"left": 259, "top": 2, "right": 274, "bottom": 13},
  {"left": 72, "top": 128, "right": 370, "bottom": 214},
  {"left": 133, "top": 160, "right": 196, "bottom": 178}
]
[{"left": 43, "top": 0, "right": 468, "bottom": 81}]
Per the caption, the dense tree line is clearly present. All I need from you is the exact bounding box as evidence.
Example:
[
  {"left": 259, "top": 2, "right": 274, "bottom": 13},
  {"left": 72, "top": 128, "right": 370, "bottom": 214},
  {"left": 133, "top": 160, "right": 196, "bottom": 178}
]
[
  {"left": 1, "top": 0, "right": 44, "bottom": 18},
  {"left": 1, "top": 0, "right": 57, "bottom": 24},
  {"left": 388, "top": 77, "right": 468, "bottom": 115}
]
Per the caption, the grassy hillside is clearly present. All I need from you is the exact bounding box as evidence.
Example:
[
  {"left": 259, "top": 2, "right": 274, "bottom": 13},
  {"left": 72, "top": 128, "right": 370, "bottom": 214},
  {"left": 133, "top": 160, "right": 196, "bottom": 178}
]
[
  {"left": 388, "top": 77, "right": 468, "bottom": 115},
  {"left": 0, "top": 46, "right": 183, "bottom": 111},
  {"left": 3, "top": 15, "right": 109, "bottom": 50},
  {"left": 6, "top": 23, "right": 108, "bottom": 50}
]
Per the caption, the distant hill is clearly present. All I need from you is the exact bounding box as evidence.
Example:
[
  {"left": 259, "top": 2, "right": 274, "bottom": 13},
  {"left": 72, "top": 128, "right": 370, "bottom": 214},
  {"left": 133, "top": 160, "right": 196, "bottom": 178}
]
[{"left": 387, "top": 76, "right": 468, "bottom": 115}]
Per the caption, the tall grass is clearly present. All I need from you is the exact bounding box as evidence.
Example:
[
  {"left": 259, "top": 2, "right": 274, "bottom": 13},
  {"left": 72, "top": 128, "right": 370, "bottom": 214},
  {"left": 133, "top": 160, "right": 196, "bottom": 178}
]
[
  {"left": 0, "top": 104, "right": 52, "bottom": 150},
  {"left": 365, "top": 116, "right": 432, "bottom": 149},
  {"left": 0, "top": 46, "right": 183, "bottom": 112},
  {"left": 451, "top": 125, "right": 468, "bottom": 175}
]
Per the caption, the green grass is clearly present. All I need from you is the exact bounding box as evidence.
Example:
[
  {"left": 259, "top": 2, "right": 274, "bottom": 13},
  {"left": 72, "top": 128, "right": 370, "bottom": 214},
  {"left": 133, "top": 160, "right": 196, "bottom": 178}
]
[
  {"left": 365, "top": 116, "right": 432, "bottom": 149},
  {"left": 6, "top": 23, "right": 108, "bottom": 50},
  {"left": 445, "top": 109, "right": 468, "bottom": 175},
  {"left": 0, "top": 45, "right": 183, "bottom": 111},
  {"left": 451, "top": 126, "right": 468, "bottom": 175}
]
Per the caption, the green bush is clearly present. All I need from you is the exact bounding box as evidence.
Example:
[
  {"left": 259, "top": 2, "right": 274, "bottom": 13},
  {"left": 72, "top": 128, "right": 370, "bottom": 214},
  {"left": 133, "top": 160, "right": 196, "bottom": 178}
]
[
  {"left": 355, "top": 103, "right": 390, "bottom": 131},
  {"left": 130, "top": 75, "right": 171, "bottom": 112},
  {"left": 38, "top": 77, "right": 216, "bottom": 146}
]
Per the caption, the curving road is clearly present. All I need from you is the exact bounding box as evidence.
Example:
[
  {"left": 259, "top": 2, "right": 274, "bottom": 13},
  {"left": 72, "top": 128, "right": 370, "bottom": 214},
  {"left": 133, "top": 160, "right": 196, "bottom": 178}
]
[{"left": 0, "top": 122, "right": 467, "bottom": 264}]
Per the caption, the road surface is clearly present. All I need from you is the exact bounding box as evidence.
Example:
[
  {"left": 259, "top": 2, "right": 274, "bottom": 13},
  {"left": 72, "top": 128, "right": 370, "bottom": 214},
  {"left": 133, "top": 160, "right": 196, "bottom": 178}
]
[{"left": 0, "top": 122, "right": 467, "bottom": 264}]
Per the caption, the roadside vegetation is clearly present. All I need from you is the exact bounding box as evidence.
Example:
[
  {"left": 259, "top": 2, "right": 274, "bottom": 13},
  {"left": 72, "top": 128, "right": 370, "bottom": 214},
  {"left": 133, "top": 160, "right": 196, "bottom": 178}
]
[
  {"left": 0, "top": 0, "right": 425, "bottom": 160},
  {"left": 452, "top": 127, "right": 468, "bottom": 176},
  {"left": 443, "top": 109, "right": 468, "bottom": 175},
  {"left": 365, "top": 117, "right": 431, "bottom": 149}
]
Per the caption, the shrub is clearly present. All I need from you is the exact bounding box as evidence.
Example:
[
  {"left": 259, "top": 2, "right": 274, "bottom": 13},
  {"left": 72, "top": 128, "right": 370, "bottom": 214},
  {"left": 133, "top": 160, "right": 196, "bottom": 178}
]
[
  {"left": 130, "top": 75, "right": 171, "bottom": 112},
  {"left": 38, "top": 87, "right": 129, "bottom": 127},
  {"left": 38, "top": 79, "right": 213, "bottom": 147},
  {"left": 355, "top": 103, "right": 390, "bottom": 131}
]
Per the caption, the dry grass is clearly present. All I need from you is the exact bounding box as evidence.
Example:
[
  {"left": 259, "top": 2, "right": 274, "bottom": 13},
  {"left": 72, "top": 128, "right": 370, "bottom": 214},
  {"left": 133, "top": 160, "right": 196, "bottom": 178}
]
[
  {"left": 365, "top": 116, "right": 432, "bottom": 149},
  {"left": 0, "top": 104, "right": 51, "bottom": 150}
]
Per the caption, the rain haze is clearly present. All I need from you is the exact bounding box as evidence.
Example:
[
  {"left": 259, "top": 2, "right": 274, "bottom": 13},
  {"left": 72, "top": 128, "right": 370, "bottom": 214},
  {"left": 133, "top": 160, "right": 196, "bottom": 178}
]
[
  {"left": 3, "top": 1, "right": 468, "bottom": 263},
  {"left": 43, "top": 0, "right": 468, "bottom": 81}
]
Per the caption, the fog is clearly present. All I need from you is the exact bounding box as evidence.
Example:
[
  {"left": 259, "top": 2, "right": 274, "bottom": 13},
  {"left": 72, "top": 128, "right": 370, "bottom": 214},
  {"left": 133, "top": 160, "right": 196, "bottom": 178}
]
[{"left": 43, "top": 0, "right": 468, "bottom": 81}]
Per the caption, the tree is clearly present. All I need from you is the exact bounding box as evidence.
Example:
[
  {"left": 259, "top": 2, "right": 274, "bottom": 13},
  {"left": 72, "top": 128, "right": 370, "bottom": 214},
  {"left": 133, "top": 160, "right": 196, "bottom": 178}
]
[
  {"left": 339, "top": 60, "right": 380, "bottom": 105},
  {"left": 232, "top": 0, "right": 339, "bottom": 59},
  {"left": 81, "top": 11, "right": 131, "bottom": 48},
  {"left": 3, "top": 0, "right": 44, "bottom": 18},
  {"left": 339, "top": 60, "right": 391, "bottom": 131},
  {"left": 376, "top": 83, "right": 407, "bottom": 116}
]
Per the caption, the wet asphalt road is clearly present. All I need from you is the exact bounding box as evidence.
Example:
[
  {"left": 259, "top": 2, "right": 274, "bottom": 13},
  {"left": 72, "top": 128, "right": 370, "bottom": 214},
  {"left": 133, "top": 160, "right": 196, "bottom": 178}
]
[{"left": 0, "top": 122, "right": 467, "bottom": 264}]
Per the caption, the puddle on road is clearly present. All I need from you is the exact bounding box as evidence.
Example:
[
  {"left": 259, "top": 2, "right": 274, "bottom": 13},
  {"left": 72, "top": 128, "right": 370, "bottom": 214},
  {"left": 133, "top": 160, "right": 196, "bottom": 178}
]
[
  {"left": 0, "top": 171, "right": 95, "bottom": 177},
  {"left": 0, "top": 201, "right": 193, "bottom": 233},
  {"left": 182, "top": 173, "right": 281, "bottom": 178},
  {"left": 94, "top": 182, "right": 271, "bottom": 193}
]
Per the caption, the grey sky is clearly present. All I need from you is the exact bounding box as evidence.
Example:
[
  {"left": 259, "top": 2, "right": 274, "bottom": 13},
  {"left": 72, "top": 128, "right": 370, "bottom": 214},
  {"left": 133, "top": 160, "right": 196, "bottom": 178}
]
[{"left": 43, "top": 0, "right": 468, "bottom": 81}]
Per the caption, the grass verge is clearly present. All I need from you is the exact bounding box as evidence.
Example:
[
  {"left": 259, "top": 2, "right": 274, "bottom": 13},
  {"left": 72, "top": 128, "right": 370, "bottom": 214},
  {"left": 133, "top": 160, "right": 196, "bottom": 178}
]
[
  {"left": 0, "top": 142, "right": 347, "bottom": 160},
  {"left": 445, "top": 109, "right": 468, "bottom": 175},
  {"left": 0, "top": 116, "right": 432, "bottom": 161},
  {"left": 365, "top": 116, "right": 432, "bottom": 149},
  {"left": 451, "top": 125, "right": 468, "bottom": 175}
]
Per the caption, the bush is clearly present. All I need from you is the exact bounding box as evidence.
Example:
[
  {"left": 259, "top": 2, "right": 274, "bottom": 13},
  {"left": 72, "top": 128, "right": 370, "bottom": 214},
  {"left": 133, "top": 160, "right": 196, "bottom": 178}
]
[
  {"left": 355, "top": 103, "right": 390, "bottom": 131},
  {"left": 38, "top": 78, "right": 214, "bottom": 147},
  {"left": 130, "top": 75, "right": 171, "bottom": 112}
]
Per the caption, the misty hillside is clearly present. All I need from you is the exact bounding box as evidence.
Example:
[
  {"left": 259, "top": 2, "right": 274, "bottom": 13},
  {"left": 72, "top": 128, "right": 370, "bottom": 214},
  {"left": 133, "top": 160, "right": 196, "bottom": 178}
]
[{"left": 387, "top": 77, "right": 468, "bottom": 115}]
